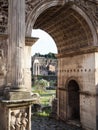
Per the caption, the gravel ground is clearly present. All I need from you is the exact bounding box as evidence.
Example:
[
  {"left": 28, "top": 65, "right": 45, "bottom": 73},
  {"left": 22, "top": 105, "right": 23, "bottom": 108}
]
[{"left": 31, "top": 116, "right": 83, "bottom": 130}]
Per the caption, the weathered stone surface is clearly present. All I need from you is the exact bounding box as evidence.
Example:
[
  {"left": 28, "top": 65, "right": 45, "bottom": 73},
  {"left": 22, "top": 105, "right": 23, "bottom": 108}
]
[
  {"left": 0, "top": 0, "right": 98, "bottom": 130},
  {"left": 0, "top": 99, "right": 33, "bottom": 130},
  {"left": 4, "top": 91, "right": 31, "bottom": 100},
  {"left": 57, "top": 53, "right": 97, "bottom": 130}
]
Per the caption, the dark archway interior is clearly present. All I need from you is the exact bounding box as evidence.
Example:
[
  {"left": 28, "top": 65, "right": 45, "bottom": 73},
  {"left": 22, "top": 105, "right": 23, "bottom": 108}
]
[{"left": 68, "top": 80, "right": 80, "bottom": 120}]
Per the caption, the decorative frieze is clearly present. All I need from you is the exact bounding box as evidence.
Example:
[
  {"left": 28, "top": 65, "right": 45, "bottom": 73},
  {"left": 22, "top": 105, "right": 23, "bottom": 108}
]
[
  {"left": 0, "top": 0, "right": 8, "bottom": 33},
  {"left": 10, "top": 108, "right": 29, "bottom": 130},
  {"left": 59, "top": 68, "right": 92, "bottom": 73}
]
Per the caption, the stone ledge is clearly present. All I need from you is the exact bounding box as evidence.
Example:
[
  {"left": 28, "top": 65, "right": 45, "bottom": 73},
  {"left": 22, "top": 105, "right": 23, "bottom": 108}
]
[
  {"left": 0, "top": 97, "right": 38, "bottom": 107},
  {"left": 5, "top": 91, "right": 31, "bottom": 100}
]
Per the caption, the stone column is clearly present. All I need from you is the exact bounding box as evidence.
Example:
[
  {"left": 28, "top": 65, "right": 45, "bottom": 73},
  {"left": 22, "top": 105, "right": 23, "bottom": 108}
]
[
  {"left": 8, "top": 0, "right": 25, "bottom": 89},
  {"left": 36, "top": 63, "right": 37, "bottom": 76},
  {"left": 5, "top": 0, "right": 31, "bottom": 100}
]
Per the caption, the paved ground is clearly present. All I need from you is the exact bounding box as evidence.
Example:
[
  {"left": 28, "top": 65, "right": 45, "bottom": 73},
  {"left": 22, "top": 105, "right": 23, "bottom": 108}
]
[{"left": 31, "top": 116, "right": 83, "bottom": 130}]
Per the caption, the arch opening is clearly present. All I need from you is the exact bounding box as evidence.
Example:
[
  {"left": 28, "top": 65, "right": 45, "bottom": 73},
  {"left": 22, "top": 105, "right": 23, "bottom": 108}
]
[
  {"left": 31, "top": 29, "right": 58, "bottom": 55},
  {"left": 31, "top": 4, "right": 96, "bottom": 57},
  {"left": 31, "top": 29, "right": 58, "bottom": 111},
  {"left": 67, "top": 80, "right": 80, "bottom": 121}
]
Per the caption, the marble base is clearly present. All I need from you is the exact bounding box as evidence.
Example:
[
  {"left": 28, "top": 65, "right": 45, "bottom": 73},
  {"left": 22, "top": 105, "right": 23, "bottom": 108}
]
[
  {"left": 0, "top": 98, "right": 35, "bottom": 130},
  {"left": 3, "top": 88, "right": 31, "bottom": 100},
  {"left": 4, "top": 91, "right": 31, "bottom": 100}
]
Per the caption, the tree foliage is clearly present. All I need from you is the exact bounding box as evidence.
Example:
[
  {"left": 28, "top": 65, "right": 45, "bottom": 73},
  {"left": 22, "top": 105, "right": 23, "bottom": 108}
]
[
  {"left": 34, "top": 79, "right": 49, "bottom": 93},
  {"left": 34, "top": 52, "right": 56, "bottom": 59}
]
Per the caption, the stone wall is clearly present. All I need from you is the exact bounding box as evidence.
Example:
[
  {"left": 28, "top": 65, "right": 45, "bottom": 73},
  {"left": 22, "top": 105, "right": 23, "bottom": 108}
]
[
  {"left": 58, "top": 53, "right": 96, "bottom": 130},
  {"left": 0, "top": 37, "right": 8, "bottom": 95}
]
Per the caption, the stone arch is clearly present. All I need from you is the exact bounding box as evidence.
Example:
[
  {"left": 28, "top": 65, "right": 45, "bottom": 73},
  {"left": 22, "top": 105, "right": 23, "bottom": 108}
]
[
  {"left": 25, "top": 1, "right": 98, "bottom": 129},
  {"left": 26, "top": 0, "right": 98, "bottom": 57},
  {"left": 71, "top": 4, "right": 98, "bottom": 46},
  {"left": 66, "top": 78, "right": 80, "bottom": 121},
  {"left": 26, "top": 0, "right": 65, "bottom": 35},
  {"left": 65, "top": 76, "right": 81, "bottom": 91}
]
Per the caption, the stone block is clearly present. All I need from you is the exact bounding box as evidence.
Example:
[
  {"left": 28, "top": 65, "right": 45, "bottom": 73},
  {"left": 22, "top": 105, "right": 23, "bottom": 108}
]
[{"left": 4, "top": 90, "right": 31, "bottom": 100}]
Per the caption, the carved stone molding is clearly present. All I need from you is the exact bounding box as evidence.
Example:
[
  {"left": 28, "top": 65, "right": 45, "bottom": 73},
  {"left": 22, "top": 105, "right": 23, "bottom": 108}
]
[
  {"left": 75, "top": 0, "right": 98, "bottom": 27},
  {"left": 0, "top": 0, "right": 98, "bottom": 33},
  {"left": 0, "top": 0, "right": 8, "bottom": 33},
  {"left": 10, "top": 108, "right": 28, "bottom": 130}
]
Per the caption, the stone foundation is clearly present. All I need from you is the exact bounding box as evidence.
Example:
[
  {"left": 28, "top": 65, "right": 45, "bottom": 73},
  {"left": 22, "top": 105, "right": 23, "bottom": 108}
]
[{"left": 0, "top": 99, "right": 34, "bottom": 130}]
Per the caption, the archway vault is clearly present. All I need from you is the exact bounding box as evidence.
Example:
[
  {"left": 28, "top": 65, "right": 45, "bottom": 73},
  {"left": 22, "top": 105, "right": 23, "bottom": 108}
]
[
  {"left": 0, "top": 0, "right": 98, "bottom": 51},
  {"left": 26, "top": 0, "right": 98, "bottom": 57}
]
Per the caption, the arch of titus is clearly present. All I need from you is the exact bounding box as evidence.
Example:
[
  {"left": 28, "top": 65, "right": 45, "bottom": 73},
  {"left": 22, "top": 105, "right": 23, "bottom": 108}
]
[{"left": 0, "top": 0, "right": 98, "bottom": 130}]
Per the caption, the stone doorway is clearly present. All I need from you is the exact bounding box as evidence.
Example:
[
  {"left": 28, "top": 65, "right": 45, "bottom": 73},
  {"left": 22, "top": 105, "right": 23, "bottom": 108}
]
[{"left": 67, "top": 80, "right": 80, "bottom": 121}]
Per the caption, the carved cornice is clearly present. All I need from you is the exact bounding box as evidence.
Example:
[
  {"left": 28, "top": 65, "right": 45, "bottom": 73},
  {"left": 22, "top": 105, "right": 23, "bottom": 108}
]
[
  {"left": 25, "top": 37, "right": 38, "bottom": 46},
  {"left": 57, "top": 46, "right": 98, "bottom": 58},
  {"left": 0, "top": 34, "right": 38, "bottom": 46}
]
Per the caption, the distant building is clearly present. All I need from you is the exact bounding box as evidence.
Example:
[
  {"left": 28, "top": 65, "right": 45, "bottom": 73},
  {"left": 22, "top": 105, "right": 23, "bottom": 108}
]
[{"left": 32, "top": 53, "right": 58, "bottom": 77}]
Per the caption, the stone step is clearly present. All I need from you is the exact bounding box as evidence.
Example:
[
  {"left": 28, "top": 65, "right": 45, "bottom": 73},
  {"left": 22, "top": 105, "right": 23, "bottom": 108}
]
[{"left": 66, "top": 120, "right": 81, "bottom": 127}]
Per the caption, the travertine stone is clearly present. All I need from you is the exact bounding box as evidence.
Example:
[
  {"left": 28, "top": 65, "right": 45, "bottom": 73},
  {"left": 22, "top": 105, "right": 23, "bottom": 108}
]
[
  {"left": 8, "top": 0, "right": 25, "bottom": 89},
  {"left": 0, "top": 99, "right": 33, "bottom": 130},
  {"left": 57, "top": 53, "right": 97, "bottom": 130},
  {"left": 4, "top": 91, "right": 31, "bottom": 100},
  {"left": 0, "top": 0, "right": 98, "bottom": 130}
]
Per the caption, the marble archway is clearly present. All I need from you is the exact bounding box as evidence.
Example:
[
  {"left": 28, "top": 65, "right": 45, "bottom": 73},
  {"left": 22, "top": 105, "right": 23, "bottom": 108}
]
[
  {"left": 25, "top": 1, "right": 98, "bottom": 130},
  {"left": 0, "top": 0, "right": 98, "bottom": 130}
]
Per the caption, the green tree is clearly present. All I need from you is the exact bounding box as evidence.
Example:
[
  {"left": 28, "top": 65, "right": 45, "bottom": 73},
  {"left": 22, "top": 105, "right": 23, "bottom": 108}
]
[{"left": 34, "top": 79, "right": 49, "bottom": 94}]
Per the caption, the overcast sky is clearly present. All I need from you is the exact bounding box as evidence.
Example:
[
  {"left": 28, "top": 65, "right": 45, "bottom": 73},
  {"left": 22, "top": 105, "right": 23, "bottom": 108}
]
[{"left": 31, "top": 29, "right": 58, "bottom": 56}]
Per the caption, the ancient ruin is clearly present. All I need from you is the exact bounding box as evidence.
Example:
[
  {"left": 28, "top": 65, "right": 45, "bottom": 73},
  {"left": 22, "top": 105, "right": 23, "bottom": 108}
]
[{"left": 0, "top": 0, "right": 98, "bottom": 130}]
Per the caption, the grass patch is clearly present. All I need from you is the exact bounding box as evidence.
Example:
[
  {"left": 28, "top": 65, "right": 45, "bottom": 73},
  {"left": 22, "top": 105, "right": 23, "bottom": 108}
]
[
  {"left": 32, "top": 89, "right": 56, "bottom": 106},
  {"left": 32, "top": 89, "right": 56, "bottom": 116},
  {"left": 37, "top": 111, "right": 50, "bottom": 117}
]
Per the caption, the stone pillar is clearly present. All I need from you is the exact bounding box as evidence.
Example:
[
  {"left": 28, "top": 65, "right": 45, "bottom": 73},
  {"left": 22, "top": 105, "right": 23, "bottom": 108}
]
[
  {"left": 0, "top": 1, "right": 35, "bottom": 129},
  {"left": 5, "top": 0, "right": 31, "bottom": 100},
  {"left": 38, "top": 64, "right": 40, "bottom": 75},
  {"left": 35, "top": 64, "right": 37, "bottom": 75},
  {"left": 8, "top": 0, "right": 25, "bottom": 89},
  {"left": 0, "top": 99, "right": 34, "bottom": 130}
]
